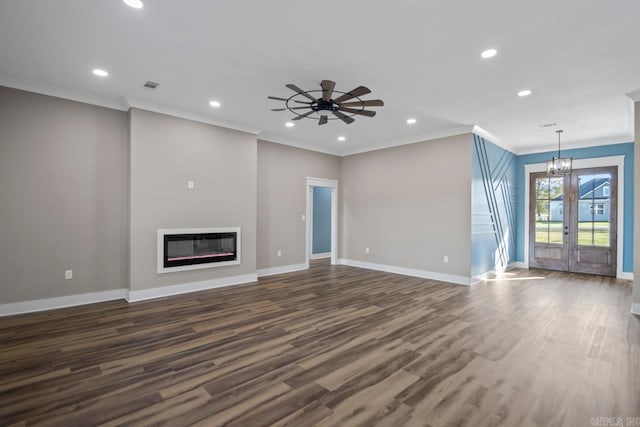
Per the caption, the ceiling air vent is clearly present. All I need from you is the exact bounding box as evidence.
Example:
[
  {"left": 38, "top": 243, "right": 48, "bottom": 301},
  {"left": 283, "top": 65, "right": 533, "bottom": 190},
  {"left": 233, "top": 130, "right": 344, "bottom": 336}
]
[{"left": 144, "top": 81, "right": 159, "bottom": 89}]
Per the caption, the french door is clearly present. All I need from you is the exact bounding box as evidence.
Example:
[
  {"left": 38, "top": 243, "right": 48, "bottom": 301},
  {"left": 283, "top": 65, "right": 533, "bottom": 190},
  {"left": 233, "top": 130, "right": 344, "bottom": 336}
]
[{"left": 529, "top": 167, "right": 617, "bottom": 276}]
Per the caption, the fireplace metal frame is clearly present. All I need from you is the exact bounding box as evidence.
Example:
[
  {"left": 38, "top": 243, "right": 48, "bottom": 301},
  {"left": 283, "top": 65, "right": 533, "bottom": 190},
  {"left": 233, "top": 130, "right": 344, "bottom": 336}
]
[{"left": 157, "top": 227, "right": 241, "bottom": 274}]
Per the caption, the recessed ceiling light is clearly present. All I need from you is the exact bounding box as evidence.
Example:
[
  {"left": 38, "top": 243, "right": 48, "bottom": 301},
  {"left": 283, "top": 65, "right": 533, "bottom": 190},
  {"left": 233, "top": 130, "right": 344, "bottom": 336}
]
[
  {"left": 123, "top": 0, "right": 143, "bottom": 9},
  {"left": 285, "top": 122, "right": 295, "bottom": 128},
  {"left": 481, "top": 49, "right": 497, "bottom": 59},
  {"left": 92, "top": 69, "right": 109, "bottom": 77},
  {"left": 518, "top": 89, "right": 532, "bottom": 97},
  {"left": 406, "top": 118, "right": 417, "bottom": 125},
  {"left": 209, "top": 100, "right": 221, "bottom": 108},
  {"left": 337, "top": 136, "right": 346, "bottom": 142}
]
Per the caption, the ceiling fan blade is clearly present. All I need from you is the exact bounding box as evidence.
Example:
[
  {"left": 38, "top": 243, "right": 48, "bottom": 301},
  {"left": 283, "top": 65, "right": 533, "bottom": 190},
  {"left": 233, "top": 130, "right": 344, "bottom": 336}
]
[
  {"left": 338, "top": 107, "right": 376, "bottom": 117},
  {"left": 333, "top": 86, "right": 371, "bottom": 104},
  {"left": 292, "top": 110, "right": 315, "bottom": 121},
  {"left": 321, "top": 80, "right": 336, "bottom": 102},
  {"left": 269, "top": 96, "right": 312, "bottom": 105},
  {"left": 333, "top": 110, "right": 355, "bottom": 125},
  {"left": 286, "top": 84, "right": 317, "bottom": 102},
  {"left": 339, "top": 99, "right": 384, "bottom": 107},
  {"left": 319, "top": 115, "right": 328, "bottom": 126},
  {"left": 272, "top": 107, "right": 310, "bottom": 112}
]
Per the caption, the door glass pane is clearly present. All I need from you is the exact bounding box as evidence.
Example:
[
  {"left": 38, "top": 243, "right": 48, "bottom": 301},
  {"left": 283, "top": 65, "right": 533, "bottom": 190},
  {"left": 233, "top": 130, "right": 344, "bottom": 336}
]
[
  {"left": 578, "top": 222, "right": 593, "bottom": 245},
  {"left": 594, "top": 221, "right": 610, "bottom": 247},
  {"left": 549, "top": 222, "right": 563, "bottom": 244},
  {"left": 534, "top": 176, "right": 562, "bottom": 244},
  {"left": 536, "top": 177, "right": 549, "bottom": 197},
  {"left": 549, "top": 177, "right": 563, "bottom": 199},
  {"left": 536, "top": 221, "right": 549, "bottom": 243},
  {"left": 577, "top": 172, "right": 611, "bottom": 247}
]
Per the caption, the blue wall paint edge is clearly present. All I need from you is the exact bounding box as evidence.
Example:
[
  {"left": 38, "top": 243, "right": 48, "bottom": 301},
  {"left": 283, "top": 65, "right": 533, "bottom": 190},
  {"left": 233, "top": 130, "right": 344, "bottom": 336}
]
[{"left": 471, "top": 134, "right": 518, "bottom": 276}]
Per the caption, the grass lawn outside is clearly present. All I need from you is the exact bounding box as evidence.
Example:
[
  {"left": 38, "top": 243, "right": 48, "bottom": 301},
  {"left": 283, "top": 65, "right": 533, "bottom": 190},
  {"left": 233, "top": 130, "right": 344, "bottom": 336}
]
[{"left": 535, "top": 221, "right": 610, "bottom": 246}]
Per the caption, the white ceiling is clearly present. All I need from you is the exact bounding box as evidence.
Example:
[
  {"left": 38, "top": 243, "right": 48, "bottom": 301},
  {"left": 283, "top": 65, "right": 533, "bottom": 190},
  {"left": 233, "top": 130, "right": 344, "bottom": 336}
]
[{"left": 1, "top": 0, "right": 639, "bottom": 155}]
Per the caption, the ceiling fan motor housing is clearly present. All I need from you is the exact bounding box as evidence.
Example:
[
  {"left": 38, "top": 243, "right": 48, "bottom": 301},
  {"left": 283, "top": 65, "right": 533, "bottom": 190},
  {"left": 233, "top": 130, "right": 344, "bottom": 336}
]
[{"left": 314, "top": 99, "right": 335, "bottom": 114}]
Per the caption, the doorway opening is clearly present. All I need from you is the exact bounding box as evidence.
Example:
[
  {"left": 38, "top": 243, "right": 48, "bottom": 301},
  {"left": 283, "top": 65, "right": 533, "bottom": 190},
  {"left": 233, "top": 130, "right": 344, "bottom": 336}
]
[
  {"left": 528, "top": 166, "right": 618, "bottom": 276},
  {"left": 305, "top": 177, "right": 339, "bottom": 266},
  {"left": 310, "top": 187, "right": 332, "bottom": 260}
]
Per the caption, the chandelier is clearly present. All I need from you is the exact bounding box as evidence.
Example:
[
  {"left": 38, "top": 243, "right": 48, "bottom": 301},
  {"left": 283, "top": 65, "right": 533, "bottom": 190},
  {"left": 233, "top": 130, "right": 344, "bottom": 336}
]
[{"left": 547, "top": 130, "right": 572, "bottom": 175}]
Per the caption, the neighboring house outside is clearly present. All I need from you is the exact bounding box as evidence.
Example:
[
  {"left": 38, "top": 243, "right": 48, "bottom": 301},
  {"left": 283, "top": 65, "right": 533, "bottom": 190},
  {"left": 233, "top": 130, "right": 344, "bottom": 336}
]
[{"left": 549, "top": 177, "right": 610, "bottom": 222}]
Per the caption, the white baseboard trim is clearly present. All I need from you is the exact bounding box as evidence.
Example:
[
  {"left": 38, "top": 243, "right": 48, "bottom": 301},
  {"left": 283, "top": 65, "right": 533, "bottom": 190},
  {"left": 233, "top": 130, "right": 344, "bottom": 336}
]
[
  {"left": 0, "top": 289, "right": 128, "bottom": 317},
  {"left": 618, "top": 272, "right": 634, "bottom": 281},
  {"left": 471, "top": 263, "right": 523, "bottom": 284},
  {"left": 631, "top": 303, "right": 640, "bottom": 315},
  {"left": 337, "top": 258, "right": 472, "bottom": 286},
  {"left": 257, "top": 263, "right": 309, "bottom": 278},
  {"left": 310, "top": 252, "right": 331, "bottom": 260},
  {"left": 510, "top": 262, "right": 528, "bottom": 269},
  {"left": 126, "top": 273, "right": 258, "bottom": 303}
]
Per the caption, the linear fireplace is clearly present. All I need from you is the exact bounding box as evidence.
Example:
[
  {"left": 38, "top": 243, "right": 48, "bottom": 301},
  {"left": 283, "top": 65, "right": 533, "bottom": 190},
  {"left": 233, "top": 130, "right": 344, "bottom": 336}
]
[{"left": 157, "top": 228, "right": 241, "bottom": 273}]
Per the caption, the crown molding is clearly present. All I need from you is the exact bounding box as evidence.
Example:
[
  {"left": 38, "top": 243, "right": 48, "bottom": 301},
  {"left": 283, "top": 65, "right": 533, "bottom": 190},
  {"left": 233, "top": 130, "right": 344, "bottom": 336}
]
[
  {"left": 472, "top": 125, "right": 517, "bottom": 153},
  {"left": 0, "top": 74, "right": 129, "bottom": 111},
  {"left": 257, "top": 136, "right": 342, "bottom": 157},
  {"left": 626, "top": 88, "right": 640, "bottom": 102},
  {"left": 626, "top": 95, "right": 635, "bottom": 138},
  {"left": 514, "top": 133, "right": 633, "bottom": 155},
  {"left": 339, "top": 125, "right": 475, "bottom": 156},
  {"left": 124, "top": 97, "right": 261, "bottom": 136}
]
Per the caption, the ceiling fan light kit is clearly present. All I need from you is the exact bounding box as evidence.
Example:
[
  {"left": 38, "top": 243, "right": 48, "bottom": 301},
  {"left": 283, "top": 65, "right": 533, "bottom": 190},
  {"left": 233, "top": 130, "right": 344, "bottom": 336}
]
[{"left": 268, "top": 80, "right": 384, "bottom": 126}]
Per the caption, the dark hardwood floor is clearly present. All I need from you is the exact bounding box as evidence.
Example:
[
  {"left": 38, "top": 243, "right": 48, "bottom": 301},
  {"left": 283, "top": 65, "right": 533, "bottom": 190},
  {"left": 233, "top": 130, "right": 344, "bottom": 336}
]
[{"left": 1, "top": 261, "right": 638, "bottom": 426}]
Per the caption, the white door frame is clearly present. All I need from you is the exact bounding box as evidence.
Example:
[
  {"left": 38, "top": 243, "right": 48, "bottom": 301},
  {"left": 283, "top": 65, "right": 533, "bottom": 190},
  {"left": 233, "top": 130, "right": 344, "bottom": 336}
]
[
  {"left": 305, "top": 177, "right": 339, "bottom": 266},
  {"left": 524, "top": 155, "right": 628, "bottom": 279}
]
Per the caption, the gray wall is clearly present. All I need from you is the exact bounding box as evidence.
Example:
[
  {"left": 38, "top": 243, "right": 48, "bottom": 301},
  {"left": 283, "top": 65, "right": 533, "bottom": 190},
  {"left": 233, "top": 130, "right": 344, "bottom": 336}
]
[
  {"left": 257, "top": 140, "right": 341, "bottom": 269},
  {"left": 0, "top": 86, "right": 129, "bottom": 303},
  {"left": 129, "top": 109, "right": 257, "bottom": 290},
  {"left": 634, "top": 102, "right": 640, "bottom": 306},
  {"left": 340, "top": 134, "right": 473, "bottom": 278}
]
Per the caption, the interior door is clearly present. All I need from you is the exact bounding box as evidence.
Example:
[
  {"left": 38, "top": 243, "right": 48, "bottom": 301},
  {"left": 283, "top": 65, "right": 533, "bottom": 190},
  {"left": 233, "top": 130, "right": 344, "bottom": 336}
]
[
  {"left": 529, "top": 173, "right": 569, "bottom": 271},
  {"left": 568, "top": 167, "right": 617, "bottom": 276}
]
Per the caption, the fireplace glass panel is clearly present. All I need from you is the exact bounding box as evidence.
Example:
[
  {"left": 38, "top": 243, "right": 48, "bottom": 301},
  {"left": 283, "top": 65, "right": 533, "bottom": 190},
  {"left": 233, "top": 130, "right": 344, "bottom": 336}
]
[{"left": 164, "top": 232, "right": 237, "bottom": 268}]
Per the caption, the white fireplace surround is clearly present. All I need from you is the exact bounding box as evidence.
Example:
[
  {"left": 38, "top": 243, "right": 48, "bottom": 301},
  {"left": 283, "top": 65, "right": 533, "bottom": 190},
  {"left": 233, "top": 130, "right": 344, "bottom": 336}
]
[{"left": 157, "top": 227, "right": 241, "bottom": 274}]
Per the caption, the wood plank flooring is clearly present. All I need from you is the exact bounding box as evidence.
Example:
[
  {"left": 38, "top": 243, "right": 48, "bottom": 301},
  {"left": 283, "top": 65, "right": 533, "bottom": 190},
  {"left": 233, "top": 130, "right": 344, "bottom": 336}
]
[{"left": 1, "top": 261, "right": 639, "bottom": 426}]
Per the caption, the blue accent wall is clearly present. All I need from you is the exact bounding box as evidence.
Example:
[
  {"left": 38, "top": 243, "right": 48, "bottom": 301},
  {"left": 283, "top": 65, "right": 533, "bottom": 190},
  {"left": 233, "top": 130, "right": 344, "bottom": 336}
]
[
  {"left": 515, "top": 142, "right": 634, "bottom": 272},
  {"left": 472, "top": 135, "right": 518, "bottom": 276},
  {"left": 312, "top": 187, "right": 332, "bottom": 254}
]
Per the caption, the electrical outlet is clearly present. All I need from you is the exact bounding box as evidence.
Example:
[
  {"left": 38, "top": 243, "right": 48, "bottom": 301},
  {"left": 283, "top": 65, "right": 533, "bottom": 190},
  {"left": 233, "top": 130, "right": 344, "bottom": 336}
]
[
  {"left": 187, "top": 181, "right": 194, "bottom": 189},
  {"left": 365, "top": 247, "right": 370, "bottom": 254},
  {"left": 277, "top": 250, "right": 282, "bottom": 257},
  {"left": 65, "top": 270, "right": 73, "bottom": 280},
  {"left": 301, "top": 214, "right": 305, "bottom": 221},
  {"left": 443, "top": 256, "right": 449, "bottom": 263}
]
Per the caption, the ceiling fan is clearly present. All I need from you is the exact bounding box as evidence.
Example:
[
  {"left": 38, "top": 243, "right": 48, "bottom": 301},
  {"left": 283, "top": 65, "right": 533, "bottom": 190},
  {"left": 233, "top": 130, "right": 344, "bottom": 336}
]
[{"left": 268, "top": 80, "right": 384, "bottom": 125}]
